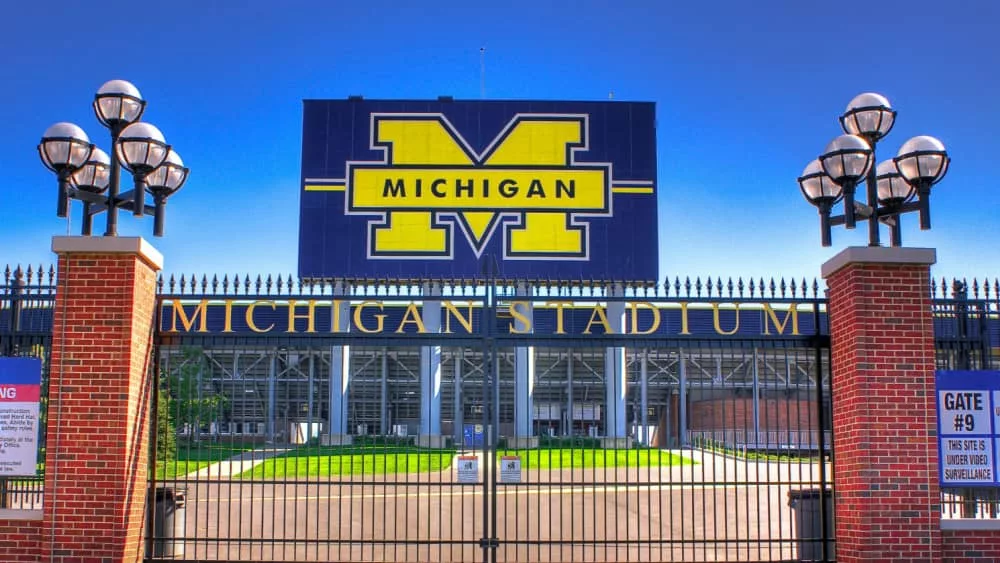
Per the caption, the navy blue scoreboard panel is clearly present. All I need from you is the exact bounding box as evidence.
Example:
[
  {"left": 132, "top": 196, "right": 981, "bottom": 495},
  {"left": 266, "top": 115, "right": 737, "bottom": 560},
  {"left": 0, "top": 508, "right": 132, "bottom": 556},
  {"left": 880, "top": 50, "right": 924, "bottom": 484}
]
[{"left": 298, "top": 99, "right": 658, "bottom": 282}]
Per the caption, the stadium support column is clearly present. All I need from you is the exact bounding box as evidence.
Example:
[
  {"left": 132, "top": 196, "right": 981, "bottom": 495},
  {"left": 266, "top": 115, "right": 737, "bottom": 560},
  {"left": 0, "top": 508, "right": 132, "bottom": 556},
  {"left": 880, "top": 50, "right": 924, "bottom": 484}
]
[
  {"left": 418, "top": 282, "right": 444, "bottom": 448},
  {"left": 566, "top": 350, "right": 575, "bottom": 437},
  {"left": 751, "top": 348, "right": 761, "bottom": 446},
  {"left": 380, "top": 347, "right": 389, "bottom": 435},
  {"left": 454, "top": 349, "right": 464, "bottom": 446},
  {"left": 603, "top": 283, "right": 628, "bottom": 448},
  {"left": 267, "top": 353, "right": 277, "bottom": 441},
  {"left": 327, "top": 281, "right": 351, "bottom": 445},
  {"left": 679, "top": 350, "right": 688, "bottom": 447},
  {"left": 510, "top": 282, "right": 537, "bottom": 448},
  {"left": 823, "top": 247, "right": 940, "bottom": 562},
  {"left": 640, "top": 349, "right": 649, "bottom": 445}
]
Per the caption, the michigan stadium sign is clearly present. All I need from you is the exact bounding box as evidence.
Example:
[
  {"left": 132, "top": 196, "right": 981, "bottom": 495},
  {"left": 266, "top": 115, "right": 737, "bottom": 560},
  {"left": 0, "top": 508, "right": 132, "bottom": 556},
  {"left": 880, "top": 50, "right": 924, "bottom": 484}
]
[
  {"left": 159, "top": 299, "right": 814, "bottom": 338},
  {"left": 298, "top": 99, "right": 658, "bottom": 282}
]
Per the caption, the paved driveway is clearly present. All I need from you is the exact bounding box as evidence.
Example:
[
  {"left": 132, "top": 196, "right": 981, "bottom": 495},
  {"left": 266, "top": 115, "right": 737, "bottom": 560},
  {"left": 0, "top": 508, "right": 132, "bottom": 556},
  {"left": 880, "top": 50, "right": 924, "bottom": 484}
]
[{"left": 162, "top": 449, "right": 833, "bottom": 562}]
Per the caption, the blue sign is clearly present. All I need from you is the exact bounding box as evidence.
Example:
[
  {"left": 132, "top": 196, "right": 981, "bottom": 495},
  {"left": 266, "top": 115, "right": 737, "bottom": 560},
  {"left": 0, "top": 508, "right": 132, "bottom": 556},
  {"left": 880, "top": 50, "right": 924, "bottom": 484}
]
[
  {"left": 936, "top": 370, "right": 1000, "bottom": 487},
  {"left": 298, "top": 99, "right": 659, "bottom": 282},
  {"left": 0, "top": 357, "right": 42, "bottom": 386},
  {"left": 463, "top": 424, "right": 484, "bottom": 448}
]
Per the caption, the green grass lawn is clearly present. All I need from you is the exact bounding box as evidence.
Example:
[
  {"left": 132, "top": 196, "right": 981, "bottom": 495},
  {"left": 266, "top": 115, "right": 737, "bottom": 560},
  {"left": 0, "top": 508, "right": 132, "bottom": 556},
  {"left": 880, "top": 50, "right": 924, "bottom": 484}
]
[
  {"left": 154, "top": 442, "right": 258, "bottom": 480},
  {"left": 239, "top": 444, "right": 690, "bottom": 478},
  {"left": 240, "top": 445, "right": 457, "bottom": 479},
  {"left": 155, "top": 442, "right": 693, "bottom": 480},
  {"left": 499, "top": 448, "right": 693, "bottom": 470}
]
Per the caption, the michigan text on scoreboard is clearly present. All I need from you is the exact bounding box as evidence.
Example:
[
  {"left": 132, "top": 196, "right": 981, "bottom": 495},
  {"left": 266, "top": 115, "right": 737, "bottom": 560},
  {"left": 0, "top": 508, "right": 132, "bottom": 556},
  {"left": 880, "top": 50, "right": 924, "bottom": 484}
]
[
  {"left": 298, "top": 99, "right": 658, "bottom": 282},
  {"left": 936, "top": 370, "right": 1000, "bottom": 486}
]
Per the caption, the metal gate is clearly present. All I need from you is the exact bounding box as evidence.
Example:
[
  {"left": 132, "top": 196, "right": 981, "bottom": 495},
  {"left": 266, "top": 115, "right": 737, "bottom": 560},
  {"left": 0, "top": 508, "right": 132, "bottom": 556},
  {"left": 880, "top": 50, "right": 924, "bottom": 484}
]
[{"left": 148, "top": 275, "right": 834, "bottom": 562}]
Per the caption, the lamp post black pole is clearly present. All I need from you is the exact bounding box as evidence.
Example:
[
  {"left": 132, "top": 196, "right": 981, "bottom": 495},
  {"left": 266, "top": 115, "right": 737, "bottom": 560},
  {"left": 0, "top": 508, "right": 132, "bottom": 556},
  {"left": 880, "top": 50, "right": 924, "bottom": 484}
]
[
  {"left": 56, "top": 173, "right": 71, "bottom": 219},
  {"left": 104, "top": 123, "right": 124, "bottom": 237},
  {"left": 864, "top": 141, "right": 881, "bottom": 246},
  {"left": 81, "top": 201, "right": 93, "bottom": 236}
]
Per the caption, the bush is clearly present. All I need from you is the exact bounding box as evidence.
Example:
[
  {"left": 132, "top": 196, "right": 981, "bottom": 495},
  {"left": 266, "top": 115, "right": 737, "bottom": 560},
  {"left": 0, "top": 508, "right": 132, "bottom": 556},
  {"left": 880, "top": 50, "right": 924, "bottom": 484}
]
[
  {"left": 538, "top": 435, "right": 602, "bottom": 449},
  {"left": 352, "top": 435, "right": 416, "bottom": 447}
]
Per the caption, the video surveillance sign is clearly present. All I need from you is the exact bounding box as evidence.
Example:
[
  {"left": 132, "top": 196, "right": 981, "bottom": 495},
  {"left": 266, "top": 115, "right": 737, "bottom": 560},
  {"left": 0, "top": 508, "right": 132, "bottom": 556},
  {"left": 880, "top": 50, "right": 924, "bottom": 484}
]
[{"left": 936, "top": 370, "right": 1000, "bottom": 486}]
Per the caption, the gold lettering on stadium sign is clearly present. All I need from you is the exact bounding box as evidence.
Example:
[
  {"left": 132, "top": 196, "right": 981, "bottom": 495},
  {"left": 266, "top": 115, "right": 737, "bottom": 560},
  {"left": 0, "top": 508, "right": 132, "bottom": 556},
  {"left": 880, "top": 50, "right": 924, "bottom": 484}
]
[{"left": 163, "top": 299, "right": 805, "bottom": 337}]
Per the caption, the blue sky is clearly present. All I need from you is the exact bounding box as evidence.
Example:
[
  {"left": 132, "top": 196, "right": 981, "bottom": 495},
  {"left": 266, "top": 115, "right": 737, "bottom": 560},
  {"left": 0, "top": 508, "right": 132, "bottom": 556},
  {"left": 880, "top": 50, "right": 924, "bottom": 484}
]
[{"left": 2, "top": 1, "right": 998, "bottom": 287}]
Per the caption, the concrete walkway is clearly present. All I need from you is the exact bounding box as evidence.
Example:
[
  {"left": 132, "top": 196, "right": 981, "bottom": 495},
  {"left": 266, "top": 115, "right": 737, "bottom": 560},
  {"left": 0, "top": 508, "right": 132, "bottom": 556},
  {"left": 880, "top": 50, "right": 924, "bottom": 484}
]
[{"left": 184, "top": 447, "right": 291, "bottom": 479}]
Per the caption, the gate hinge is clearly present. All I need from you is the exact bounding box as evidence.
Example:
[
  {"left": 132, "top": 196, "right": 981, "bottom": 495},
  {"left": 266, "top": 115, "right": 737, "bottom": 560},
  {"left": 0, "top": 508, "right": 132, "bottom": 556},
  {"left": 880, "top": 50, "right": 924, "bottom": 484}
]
[{"left": 479, "top": 537, "right": 499, "bottom": 550}]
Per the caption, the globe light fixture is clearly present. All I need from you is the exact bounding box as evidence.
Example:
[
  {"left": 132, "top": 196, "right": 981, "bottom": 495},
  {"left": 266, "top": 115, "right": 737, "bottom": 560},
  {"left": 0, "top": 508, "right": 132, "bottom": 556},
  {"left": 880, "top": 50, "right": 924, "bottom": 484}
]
[
  {"left": 37, "top": 80, "right": 188, "bottom": 237},
  {"left": 798, "top": 159, "right": 843, "bottom": 247},
  {"left": 143, "top": 149, "right": 189, "bottom": 236},
  {"left": 70, "top": 147, "right": 112, "bottom": 235},
  {"left": 799, "top": 92, "right": 948, "bottom": 247},
  {"left": 116, "top": 122, "right": 170, "bottom": 217},
  {"left": 895, "top": 135, "right": 950, "bottom": 230},
  {"left": 93, "top": 79, "right": 145, "bottom": 127},
  {"left": 38, "top": 122, "right": 94, "bottom": 218},
  {"left": 839, "top": 92, "right": 896, "bottom": 142},
  {"left": 818, "top": 134, "right": 872, "bottom": 228},
  {"left": 874, "top": 159, "right": 913, "bottom": 207}
]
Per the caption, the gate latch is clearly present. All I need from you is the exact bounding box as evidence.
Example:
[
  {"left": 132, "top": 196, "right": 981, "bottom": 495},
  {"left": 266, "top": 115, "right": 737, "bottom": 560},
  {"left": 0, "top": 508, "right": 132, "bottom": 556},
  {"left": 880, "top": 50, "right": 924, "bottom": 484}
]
[{"left": 479, "top": 537, "right": 499, "bottom": 550}]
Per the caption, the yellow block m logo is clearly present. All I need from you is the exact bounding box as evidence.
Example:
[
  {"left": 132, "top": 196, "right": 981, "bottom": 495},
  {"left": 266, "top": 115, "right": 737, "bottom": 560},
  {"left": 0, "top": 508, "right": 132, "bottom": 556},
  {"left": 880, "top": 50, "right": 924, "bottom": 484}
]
[{"left": 345, "top": 113, "right": 614, "bottom": 259}]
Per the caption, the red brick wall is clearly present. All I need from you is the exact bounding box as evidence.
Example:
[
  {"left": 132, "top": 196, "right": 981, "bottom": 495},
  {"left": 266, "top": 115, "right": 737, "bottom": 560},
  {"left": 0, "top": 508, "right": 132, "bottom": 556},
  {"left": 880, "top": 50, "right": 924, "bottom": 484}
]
[
  {"left": 39, "top": 248, "right": 159, "bottom": 563},
  {"left": 0, "top": 519, "right": 40, "bottom": 562},
  {"left": 942, "top": 529, "right": 1000, "bottom": 561},
  {"left": 690, "top": 397, "right": 818, "bottom": 431},
  {"left": 825, "top": 255, "right": 941, "bottom": 562},
  {"left": 943, "top": 530, "right": 1000, "bottom": 561}
]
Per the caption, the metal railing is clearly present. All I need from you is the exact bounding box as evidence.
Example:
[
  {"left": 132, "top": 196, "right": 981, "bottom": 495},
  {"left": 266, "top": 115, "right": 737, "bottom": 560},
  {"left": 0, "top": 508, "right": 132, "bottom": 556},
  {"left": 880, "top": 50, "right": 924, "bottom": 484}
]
[{"left": 13, "top": 262, "right": 1000, "bottom": 558}]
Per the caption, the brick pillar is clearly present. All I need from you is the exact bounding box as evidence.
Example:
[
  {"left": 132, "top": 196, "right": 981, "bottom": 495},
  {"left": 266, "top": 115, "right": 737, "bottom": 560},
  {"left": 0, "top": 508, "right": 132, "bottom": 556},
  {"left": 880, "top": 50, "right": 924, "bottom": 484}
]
[
  {"left": 822, "top": 247, "right": 940, "bottom": 562},
  {"left": 43, "top": 237, "right": 162, "bottom": 563}
]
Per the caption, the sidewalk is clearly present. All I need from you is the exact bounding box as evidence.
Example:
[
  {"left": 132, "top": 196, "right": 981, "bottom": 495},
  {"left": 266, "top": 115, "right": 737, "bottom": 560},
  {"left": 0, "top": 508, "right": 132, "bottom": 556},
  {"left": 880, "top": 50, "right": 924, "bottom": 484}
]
[{"left": 184, "top": 447, "right": 291, "bottom": 479}]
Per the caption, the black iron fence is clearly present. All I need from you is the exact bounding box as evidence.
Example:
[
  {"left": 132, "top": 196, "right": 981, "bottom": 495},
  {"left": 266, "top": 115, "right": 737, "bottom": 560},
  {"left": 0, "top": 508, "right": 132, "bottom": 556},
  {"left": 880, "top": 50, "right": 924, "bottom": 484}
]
[{"left": 8, "top": 266, "right": 1000, "bottom": 561}]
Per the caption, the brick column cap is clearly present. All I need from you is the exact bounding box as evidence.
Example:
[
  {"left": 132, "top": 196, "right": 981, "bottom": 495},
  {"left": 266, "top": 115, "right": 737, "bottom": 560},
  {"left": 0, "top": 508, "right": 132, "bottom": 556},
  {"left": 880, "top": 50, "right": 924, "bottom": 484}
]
[
  {"left": 821, "top": 246, "right": 936, "bottom": 279},
  {"left": 51, "top": 235, "right": 163, "bottom": 271}
]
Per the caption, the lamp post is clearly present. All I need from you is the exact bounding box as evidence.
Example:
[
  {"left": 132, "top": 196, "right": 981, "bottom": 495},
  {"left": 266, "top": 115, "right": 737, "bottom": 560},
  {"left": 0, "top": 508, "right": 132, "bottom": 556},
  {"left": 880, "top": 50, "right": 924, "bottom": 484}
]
[
  {"left": 37, "top": 80, "right": 188, "bottom": 237},
  {"left": 799, "top": 93, "right": 949, "bottom": 247}
]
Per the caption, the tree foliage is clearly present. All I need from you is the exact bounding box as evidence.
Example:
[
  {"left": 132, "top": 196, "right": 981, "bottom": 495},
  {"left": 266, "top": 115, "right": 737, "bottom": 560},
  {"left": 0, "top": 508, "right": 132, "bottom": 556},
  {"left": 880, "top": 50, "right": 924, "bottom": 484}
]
[
  {"left": 155, "top": 386, "right": 176, "bottom": 463},
  {"left": 160, "top": 347, "right": 229, "bottom": 446}
]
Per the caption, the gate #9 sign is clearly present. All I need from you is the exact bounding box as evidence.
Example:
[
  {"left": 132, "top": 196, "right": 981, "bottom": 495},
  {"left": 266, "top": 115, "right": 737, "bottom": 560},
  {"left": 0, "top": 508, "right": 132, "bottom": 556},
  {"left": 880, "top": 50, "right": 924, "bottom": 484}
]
[
  {"left": 0, "top": 357, "right": 42, "bottom": 476},
  {"left": 298, "top": 99, "right": 658, "bottom": 282},
  {"left": 936, "top": 370, "right": 1000, "bottom": 486}
]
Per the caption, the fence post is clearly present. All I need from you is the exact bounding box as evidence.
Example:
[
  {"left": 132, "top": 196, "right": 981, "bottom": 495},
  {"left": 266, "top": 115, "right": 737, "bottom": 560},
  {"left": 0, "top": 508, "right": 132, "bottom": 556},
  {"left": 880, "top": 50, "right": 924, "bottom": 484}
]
[
  {"left": 42, "top": 236, "right": 162, "bottom": 563},
  {"left": 822, "top": 247, "right": 941, "bottom": 562},
  {"left": 3, "top": 266, "right": 25, "bottom": 356}
]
